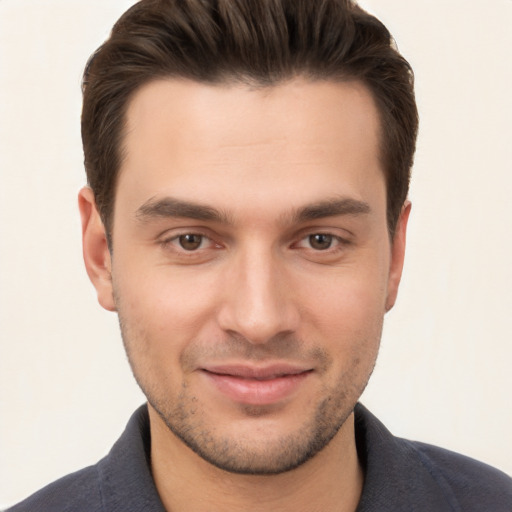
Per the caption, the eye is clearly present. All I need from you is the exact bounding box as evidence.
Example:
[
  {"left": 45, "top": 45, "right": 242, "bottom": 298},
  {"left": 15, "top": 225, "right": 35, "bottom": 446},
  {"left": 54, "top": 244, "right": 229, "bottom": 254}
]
[
  {"left": 178, "top": 234, "right": 204, "bottom": 251},
  {"left": 160, "top": 231, "right": 224, "bottom": 255},
  {"left": 308, "top": 233, "right": 334, "bottom": 251},
  {"left": 293, "top": 232, "right": 349, "bottom": 257},
  {"left": 158, "top": 230, "right": 223, "bottom": 263}
]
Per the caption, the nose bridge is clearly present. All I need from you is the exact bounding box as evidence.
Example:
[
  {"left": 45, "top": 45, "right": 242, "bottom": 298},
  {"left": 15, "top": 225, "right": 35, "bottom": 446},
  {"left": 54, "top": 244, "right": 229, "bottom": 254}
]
[{"left": 218, "top": 241, "right": 297, "bottom": 343}]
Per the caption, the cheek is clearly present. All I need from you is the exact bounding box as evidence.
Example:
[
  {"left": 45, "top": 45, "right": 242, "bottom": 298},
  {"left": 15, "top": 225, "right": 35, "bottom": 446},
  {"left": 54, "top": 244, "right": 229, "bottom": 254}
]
[
  {"left": 114, "top": 260, "right": 220, "bottom": 330},
  {"left": 297, "top": 260, "right": 389, "bottom": 361},
  {"left": 303, "top": 266, "right": 388, "bottom": 326},
  {"left": 112, "top": 272, "right": 213, "bottom": 397},
  {"left": 315, "top": 290, "right": 384, "bottom": 359},
  {"left": 111, "top": 264, "right": 225, "bottom": 385}
]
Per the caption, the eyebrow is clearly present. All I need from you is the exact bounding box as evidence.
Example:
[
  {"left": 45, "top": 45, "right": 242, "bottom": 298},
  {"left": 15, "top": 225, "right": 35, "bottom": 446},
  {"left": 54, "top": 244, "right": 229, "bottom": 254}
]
[
  {"left": 135, "top": 196, "right": 370, "bottom": 225},
  {"left": 136, "top": 197, "right": 232, "bottom": 224},
  {"left": 293, "top": 197, "right": 371, "bottom": 223}
]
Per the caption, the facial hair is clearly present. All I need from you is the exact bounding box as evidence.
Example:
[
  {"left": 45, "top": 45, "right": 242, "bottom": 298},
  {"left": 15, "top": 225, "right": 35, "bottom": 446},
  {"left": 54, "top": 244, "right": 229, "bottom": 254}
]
[{"left": 118, "top": 312, "right": 378, "bottom": 475}]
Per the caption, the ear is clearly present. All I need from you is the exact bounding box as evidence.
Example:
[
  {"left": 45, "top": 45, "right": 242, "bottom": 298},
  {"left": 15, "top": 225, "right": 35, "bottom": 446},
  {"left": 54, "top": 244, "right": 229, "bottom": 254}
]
[
  {"left": 385, "top": 201, "right": 411, "bottom": 312},
  {"left": 78, "top": 187, "right": 116, "bottom": 312}
]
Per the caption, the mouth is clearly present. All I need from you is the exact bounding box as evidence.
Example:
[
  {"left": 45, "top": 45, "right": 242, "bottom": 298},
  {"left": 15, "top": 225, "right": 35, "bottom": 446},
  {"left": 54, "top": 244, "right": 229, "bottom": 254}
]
[{"left": 200, "top": 364, "right": 313, "bottom": 405}]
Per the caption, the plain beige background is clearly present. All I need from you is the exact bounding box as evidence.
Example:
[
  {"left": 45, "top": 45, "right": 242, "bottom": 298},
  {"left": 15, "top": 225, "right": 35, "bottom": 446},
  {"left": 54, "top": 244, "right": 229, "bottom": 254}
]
[{"left": 1, "top": 0, "right": 511, "bottom": 507}]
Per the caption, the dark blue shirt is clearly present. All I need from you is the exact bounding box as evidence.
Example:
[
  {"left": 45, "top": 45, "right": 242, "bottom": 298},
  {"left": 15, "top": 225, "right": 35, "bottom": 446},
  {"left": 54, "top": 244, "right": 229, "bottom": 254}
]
[{"left": 8, "top": 404, "right": 512, "bottom": 511}]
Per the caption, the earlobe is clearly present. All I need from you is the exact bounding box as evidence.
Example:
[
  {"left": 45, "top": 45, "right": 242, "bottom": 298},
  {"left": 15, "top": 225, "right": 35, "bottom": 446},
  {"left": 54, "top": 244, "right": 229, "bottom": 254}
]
[
  {"left": 385, "top": 201, "right": 411, "bottom": 312},
  {"left": 78, "top": 187, "right": 116, "bottom": 312}
]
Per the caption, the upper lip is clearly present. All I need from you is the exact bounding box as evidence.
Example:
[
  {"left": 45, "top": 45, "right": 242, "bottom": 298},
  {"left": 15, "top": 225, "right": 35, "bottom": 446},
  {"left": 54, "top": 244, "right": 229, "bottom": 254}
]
[{"left": 201, "top": 363, "right": 313, "bottom": 380}]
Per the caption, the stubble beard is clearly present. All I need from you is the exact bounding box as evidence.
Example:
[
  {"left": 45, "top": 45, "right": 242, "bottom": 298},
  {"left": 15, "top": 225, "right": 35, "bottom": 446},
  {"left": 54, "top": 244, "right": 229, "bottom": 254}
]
[
  {"left": 117, "top": 313, "right": 379, "bottom": 475},
  {"left": 147, "top": 378, "right": 358, "bottom": 475}
]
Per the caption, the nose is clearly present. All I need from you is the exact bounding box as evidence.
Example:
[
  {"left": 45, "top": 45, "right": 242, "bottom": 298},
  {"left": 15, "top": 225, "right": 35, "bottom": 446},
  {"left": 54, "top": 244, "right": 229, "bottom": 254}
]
[{"left": 217, "top": 247, "right": 300, "bottom": 344}]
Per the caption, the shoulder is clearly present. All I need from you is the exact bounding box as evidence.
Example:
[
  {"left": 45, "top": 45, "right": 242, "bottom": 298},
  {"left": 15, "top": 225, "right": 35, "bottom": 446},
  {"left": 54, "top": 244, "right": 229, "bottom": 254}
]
[
  {"left": 6, "top": 464, "right": 103, "bottom": 512},
  {"left": 6, "top": 405, "right": 163, "bottom": 512},
  {"left": 403, "top": 438, "right": 512, "bottom": 510},
  {"left": 354, "top": 403, "right": 512, "bottom": 511}
]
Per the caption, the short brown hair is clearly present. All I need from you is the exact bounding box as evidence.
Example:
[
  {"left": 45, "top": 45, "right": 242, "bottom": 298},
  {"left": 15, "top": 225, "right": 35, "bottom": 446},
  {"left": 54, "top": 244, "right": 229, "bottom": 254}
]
[{"left": 82, "top": 0, "right": 418, "bottom": 239}]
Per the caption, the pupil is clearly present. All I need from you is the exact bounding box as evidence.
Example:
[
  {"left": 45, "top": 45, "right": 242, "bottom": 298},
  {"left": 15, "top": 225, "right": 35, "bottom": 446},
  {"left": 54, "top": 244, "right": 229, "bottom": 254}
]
[
  {"left": 310, "top": 234, "right": 332, "bottom": 250},
  {"left": 179, "top": 234, "right": 202, "bottom": 250}
]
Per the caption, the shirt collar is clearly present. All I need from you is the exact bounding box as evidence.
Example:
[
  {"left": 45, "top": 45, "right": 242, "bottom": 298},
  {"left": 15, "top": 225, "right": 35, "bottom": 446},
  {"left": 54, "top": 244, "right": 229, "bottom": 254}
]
[
  {"left": 97, "top": 405, "right": 166, "bottom": 512},
  {"left": 354, "top": 403, "right": 455, "bottom": 511},
  {"left": 97, "top": 403, "right": 454, "bottom": 512}
]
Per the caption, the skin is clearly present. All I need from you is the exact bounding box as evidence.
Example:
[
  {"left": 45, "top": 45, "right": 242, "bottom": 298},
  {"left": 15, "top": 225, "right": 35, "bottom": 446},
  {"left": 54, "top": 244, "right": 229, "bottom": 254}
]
[{"left": 79, "top": 78, "right": 410, "bottom": 512}]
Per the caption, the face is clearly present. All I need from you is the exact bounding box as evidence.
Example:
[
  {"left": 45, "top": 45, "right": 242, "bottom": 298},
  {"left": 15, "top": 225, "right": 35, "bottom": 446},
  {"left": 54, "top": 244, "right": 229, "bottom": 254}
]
[{"left": 80, "top": 78, "right": 408, "bottom": 475}]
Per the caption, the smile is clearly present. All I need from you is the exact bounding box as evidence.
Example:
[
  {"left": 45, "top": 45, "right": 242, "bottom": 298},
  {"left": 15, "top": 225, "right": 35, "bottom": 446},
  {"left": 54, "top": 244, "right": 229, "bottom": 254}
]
[{"left": 200, "top": 364, "right": 313, "bottom": 405}]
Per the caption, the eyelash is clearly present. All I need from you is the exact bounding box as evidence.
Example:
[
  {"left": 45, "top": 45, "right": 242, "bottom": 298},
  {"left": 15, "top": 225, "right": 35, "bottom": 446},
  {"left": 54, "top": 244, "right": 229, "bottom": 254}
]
[
  {"left": 159, "top": 231, "right": 349, "bottom": 256},
  {"left": 294, "top": 233, "right": 347, "bottom": 252},
  {"left": 160, "top": 231, "right": 220, "bottom": 253}
]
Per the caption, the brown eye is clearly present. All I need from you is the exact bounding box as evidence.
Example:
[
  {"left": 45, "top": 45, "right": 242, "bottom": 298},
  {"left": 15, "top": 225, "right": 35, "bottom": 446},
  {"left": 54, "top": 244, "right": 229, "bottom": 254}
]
[
  {"left": 178, "top": 234, "right": 203, "bottom": 250},
  {"left": 309, "top": 234, "right": 333, "bottom": 250}
]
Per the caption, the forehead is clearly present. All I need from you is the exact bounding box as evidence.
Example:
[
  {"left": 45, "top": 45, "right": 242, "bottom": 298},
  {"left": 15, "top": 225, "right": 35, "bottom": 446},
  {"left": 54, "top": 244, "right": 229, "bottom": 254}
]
[
  {"left": 123, "top": 78, "right": 380, "bottom": 157},
  {"left": 117, "top": 78, "right": 384, "bottom": 222}
]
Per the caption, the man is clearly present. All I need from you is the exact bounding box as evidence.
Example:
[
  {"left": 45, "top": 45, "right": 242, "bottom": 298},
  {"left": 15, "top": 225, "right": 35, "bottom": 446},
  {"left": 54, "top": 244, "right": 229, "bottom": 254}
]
[{"left": 7, "top": 0, "right": 512, "bottom": 511}]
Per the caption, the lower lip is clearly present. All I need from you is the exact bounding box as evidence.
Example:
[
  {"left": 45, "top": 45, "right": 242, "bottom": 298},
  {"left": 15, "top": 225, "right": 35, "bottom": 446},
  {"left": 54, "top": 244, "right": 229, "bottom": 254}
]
[{"left": 202, "top": 371, "right": 311, "bottom": 405}]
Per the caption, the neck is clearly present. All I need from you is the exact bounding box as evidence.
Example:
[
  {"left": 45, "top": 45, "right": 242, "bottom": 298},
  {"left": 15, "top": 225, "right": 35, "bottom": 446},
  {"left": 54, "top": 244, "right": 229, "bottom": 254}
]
[{"left": 148, "top": 406, "right": 364, "bottom": 512}]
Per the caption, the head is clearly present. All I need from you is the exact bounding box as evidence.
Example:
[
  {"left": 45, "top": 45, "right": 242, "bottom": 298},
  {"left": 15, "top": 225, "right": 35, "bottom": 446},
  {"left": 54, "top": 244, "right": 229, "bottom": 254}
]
[
  {"left": 82, "top": 0, "right": 418, "bottom": 242},
  {"left": 80, "top": 0, "right": 417, "bottom": 476}
]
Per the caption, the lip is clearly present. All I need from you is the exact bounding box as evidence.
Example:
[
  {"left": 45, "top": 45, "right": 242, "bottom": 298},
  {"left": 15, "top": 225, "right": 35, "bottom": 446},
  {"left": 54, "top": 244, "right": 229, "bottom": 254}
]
[{"left": 200, "top": 363, "right": 313, "bottom": 405}]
